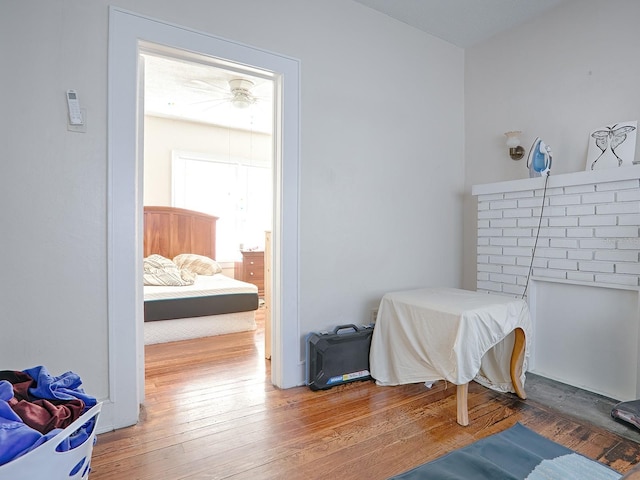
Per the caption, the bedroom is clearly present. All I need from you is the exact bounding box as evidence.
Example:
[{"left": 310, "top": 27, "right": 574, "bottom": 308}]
[
  {"left": 2, "top": 0, "right": 639, "bottom": 476},
  {"left": 141, "top": 51, "right": 275, "bottom": 346}
]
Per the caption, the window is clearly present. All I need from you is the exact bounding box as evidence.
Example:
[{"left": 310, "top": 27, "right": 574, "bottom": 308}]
[{"left": 172, "top": 151, "right": 272, "bottom": 262}]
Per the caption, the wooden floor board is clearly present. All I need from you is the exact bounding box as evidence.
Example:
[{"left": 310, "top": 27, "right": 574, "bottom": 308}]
[{"left": 90, "top": 310, "right": 640, "bottom": 479}]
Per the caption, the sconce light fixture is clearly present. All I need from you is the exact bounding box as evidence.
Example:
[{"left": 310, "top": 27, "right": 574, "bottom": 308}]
[{"left": 504, "top": 131, "right": 525, "bottom": 160}]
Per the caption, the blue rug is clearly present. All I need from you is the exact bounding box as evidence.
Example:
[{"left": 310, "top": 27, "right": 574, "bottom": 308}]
[{"left": 390, "top": 423, "right": 621, "bottom": 479}]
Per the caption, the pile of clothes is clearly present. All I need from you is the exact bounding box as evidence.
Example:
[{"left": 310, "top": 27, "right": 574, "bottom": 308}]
[{"left": 0, "top": 366, "right": 97, "bottom": 466}]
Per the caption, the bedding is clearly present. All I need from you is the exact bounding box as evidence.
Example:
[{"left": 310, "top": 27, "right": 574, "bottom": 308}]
[
  {"left": 173, "top": 253, "right": 222, "bottom": 275},
  {"left": 143, "top": 254, "right": 196, "bottom": 286},
  {"left": 142, "top": 206, "right": 260, "bottom": 344}
]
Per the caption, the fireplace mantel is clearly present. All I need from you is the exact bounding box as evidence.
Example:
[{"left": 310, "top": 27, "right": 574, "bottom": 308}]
[
  {"left": 472, "top": 165, "right": 640, "bottom": 197},
  {"left": 472, "top": 166, "right": 639, "bottom": 296},
  {"left": 472, "top": 165, "right": 639, "bottom": 399}
]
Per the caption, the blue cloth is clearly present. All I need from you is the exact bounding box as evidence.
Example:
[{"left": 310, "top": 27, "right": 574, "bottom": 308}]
[
  {"left": 54, "top": 415, "right": 96, "bottom": 452},
  {"left": 23, "top": 366, "right": 97, "bottom": 410},
  {"left": 0, "top": 381, "right": 22, "bottom": 423},
  {"left": 0, "top": 380, "right": 62, "bottom": 466},
  {"left": 0, "top": 368, "right": 98, "bottom": 466}
]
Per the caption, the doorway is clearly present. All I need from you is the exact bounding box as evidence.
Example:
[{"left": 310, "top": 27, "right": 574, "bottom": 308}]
[
  {"left": 107, "top": 7, "right": 301, "bottom": 430},
  {"left": 140, "top": 46, "right": 274, "bottom": 343}
]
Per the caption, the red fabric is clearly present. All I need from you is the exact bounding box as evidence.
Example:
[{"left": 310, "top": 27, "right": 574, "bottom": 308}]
[{"left": 0, "top": 371, "right": 85, "bottom": 434}]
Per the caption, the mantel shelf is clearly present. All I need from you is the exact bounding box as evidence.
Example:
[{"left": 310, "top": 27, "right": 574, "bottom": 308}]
[{"left": 472, "top": 165, "right": 640, "bottom": 196}]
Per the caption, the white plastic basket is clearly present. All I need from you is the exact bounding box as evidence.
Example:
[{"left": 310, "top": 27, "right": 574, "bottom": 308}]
[{"left": 0, "top": 402, "right": 102, "bottom": 480}]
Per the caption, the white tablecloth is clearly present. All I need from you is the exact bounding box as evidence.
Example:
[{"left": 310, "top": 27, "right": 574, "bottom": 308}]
[{"left": 369, "top": 288, "right": 531, "bottom": 393}]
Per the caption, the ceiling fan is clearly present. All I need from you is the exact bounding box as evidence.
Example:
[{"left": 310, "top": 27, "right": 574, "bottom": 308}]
[{"left": 187, "top": 77, "right": 264, "bottom": 110}]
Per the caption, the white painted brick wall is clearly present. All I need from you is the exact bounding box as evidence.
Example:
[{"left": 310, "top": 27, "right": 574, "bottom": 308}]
[
  {"left": 476, "top": 177, "right": 640, "bottom": 296},
  {"left": 618, "top": 190, "right": 640, "bottom": 201}
]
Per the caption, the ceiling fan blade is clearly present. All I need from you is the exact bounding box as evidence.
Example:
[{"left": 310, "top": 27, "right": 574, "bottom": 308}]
[
  {"left": 189, "top": 97, "right": 231, "bottom": 106},
  {"left": 252, "top": 95, "right": 273, "bottom": 102},
  {"left": 201, "top": 99, "right": 235, "bottom": 111},
  {"left": 186, "top": 79, "right": 229, "bottom": 94}
]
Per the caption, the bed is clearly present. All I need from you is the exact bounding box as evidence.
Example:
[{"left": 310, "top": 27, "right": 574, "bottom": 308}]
[
  {"left": 369, "top": 287, "right": 531, "bottom": 426},
  {"left": 143, "top": 206, "right": 259, "bottom": 345}
]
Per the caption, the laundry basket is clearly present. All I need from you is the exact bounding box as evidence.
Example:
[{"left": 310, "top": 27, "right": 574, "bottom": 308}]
[{"left": 0, "top": 402, "right": 102, "bottom": 480}]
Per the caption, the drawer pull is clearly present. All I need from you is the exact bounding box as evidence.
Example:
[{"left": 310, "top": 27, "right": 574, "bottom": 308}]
[
  {"left": 249, "top": 272, "right": 254, "bottom": 276},
  {"left": 250, "top": 261, "right": 255, "bottom": 265}
]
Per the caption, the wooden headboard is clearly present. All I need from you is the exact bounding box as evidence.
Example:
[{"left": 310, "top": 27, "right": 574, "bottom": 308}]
[{"left": 143, "top": 206, "right": 219, "bottom": 260}]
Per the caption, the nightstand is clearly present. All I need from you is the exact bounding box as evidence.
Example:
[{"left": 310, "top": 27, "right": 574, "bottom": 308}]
[{"left": 235, "top": 250, "right": 265, "bottom": 296}]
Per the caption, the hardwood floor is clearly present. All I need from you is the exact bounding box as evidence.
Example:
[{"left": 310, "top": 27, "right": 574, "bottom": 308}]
[{"left": 90, "top": 311, "right": 640, "bottom": 479}]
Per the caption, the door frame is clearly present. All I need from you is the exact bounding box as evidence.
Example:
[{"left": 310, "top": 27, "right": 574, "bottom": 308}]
[{"left": 107, "top": 7, "right": 301, "bottom": 429}]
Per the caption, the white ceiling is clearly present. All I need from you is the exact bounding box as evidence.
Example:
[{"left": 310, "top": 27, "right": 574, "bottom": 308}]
[
  {"left": 353, "top": 0, "right": 570, "bottom": 48},
  {"left": 142, "top": 53, "right": 274, "bottom": 134},
  {"left": 143, "top": 1, "right": 571, "bottom": 131}
]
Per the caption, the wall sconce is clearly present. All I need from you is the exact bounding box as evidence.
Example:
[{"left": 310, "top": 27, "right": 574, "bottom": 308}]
[{"left": 504, "top": 131, "right": 525, "bottom": 160}]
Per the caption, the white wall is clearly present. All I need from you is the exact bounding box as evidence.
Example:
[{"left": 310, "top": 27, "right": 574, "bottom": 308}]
[
  {"left": 143, "top": 115, "right": 271, "bottom": 206},
  {"left": 144, "top": 115, "right": 273, "bottom": 258},
  {"left": 463, "top": 0, "right": 640, "bottom": 289},
  {"left": 1, "top": 0, "right": 464, "bottom": 413}
]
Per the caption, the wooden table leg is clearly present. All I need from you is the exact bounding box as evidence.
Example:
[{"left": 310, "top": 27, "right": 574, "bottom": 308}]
[
  {"left": 456, "top": 383, "right": 469, "bottom": 426},
  {"left": 510, "top": 327, "right": 527, "bottom": 400},
  {"left": 456, "top": 328, "right": 525, "bottom": 427}
]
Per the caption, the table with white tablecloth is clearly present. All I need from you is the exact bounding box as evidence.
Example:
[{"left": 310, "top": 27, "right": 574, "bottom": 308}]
[{"left": 369, "top": 287, "right": 531, "bottom": 425}]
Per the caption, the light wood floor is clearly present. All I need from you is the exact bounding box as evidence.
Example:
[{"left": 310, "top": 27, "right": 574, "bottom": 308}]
[{"left": 90, "top": 311, "right": 640, "bottom": 479}]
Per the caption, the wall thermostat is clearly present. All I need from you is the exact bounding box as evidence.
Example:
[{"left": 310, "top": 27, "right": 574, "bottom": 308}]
[{"left": 66, "top": 89, "right": 84, "bottom": 125}]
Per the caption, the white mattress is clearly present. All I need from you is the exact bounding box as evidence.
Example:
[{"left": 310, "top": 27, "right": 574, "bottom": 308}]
[
  {"left": 369, "top": 287, "right": 531, "bottom": 394},
  {"left": 144, "top": 273, "right": 258, "bottom": 300}
]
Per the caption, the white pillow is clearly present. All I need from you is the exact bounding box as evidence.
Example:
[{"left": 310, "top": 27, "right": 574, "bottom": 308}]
[
  {"left": 143, "top": 254, "right": 196, "bottom": 286},
  {"left": 173, "top": 253, "right": 222, "bottom": 276}
]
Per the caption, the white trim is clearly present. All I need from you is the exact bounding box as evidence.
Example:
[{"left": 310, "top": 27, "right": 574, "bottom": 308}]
[
  {"left": 107, "top": 7, "right": 301, "bottom": 429},
  {"left": 530, "top": 275, "right": 640, "bottom": 292},
  {"left": 172, "top": 149, "right": 271, "bottom": 168}
]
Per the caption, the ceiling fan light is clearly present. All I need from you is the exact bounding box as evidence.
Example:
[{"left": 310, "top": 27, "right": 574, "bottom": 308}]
[
  {"left": 231, "top": 95, "right": 252, "bottom": 109},
  {"left": 229, "top": 78, "right": 255, "bottom": 91},
  {"left": 229, "top": 78, "right": 255, "bottom": 109}
]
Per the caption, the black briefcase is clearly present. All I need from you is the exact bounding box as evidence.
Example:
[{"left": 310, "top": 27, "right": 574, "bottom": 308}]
[{"left": 305, "top": 324, "right": 374, "bottom": 391}]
